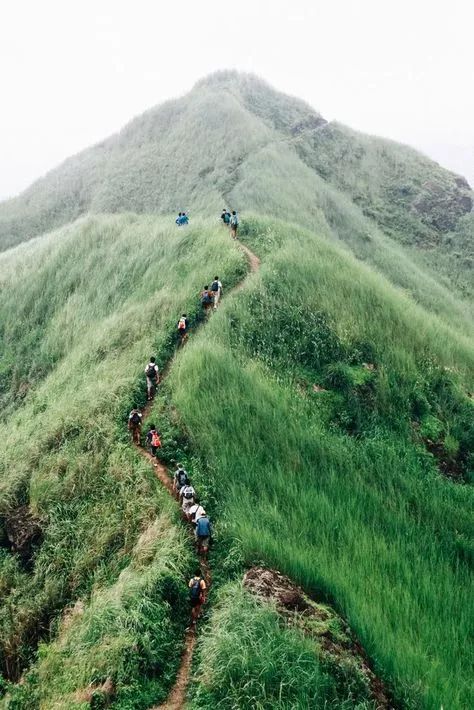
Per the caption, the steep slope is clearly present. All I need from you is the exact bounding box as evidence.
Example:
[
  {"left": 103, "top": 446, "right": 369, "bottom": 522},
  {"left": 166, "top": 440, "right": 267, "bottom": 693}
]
[
  {"left": 168, "top": 219, "right": 473, "bottom": 709},
  {"left": 0, "top": 72, "right": 471, "bottom": 302},
  {"left": 0, "top": 216, "right": 247, "bottom": 705},
  {"left": 0, "top": 214, "right": 472, "bottom": 708}
]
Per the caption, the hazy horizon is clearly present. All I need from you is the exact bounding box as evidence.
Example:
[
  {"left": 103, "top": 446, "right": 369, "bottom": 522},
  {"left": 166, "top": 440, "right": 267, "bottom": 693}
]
[{"left": 1, "top": 0, "right": 472, "bottom": 201}]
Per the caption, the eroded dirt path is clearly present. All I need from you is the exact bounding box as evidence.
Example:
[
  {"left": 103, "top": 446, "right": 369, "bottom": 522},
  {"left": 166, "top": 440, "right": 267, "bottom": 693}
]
[{"left": 133, "top": 241, "right": 260, "bottom": 710}]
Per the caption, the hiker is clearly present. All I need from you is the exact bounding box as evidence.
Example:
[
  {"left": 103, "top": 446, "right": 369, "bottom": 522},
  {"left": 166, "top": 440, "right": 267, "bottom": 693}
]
[
  {"left": 144, "top": 357, "right": 159, "bottom": 401},
  {"left": 200, "top": 285, "right": 213, "bottom": 310},
  {"left": 230, "top": 210, "right": 239, "bottom": 239},
  {"left": 174, "top": 463, "right": 190, "bottom": 496},
  {"left": 188, "top": 569, "right": 206, "bottom": 623},
  {"left": 179, "top": 482, "right": 196, "bottom": 519},
  {"left": 189, "top": 501, "right": 206, "bottom": 525},
  {"left": 176, "top": 212, "right": 183, "bottom": 226},
  {"left": 195, "top": 513, "right": 212, "bottom": 555},
  {"left": 177, "top": 313, "right": 189, "bottom": 346},
  {"left": 146, "top": 424, "right": 161, "bottom": 457},
  {"left": 180, "top": 212, "right": 189, "bottom": 226},
  {"left": 128, "top": 406, "right": 142, "bottom": 445},
  {"left": 221, "top": 208, "right": 231, "bottom": 226},
  {"left": 210, "top": 276, "right": 223, "bottom": 310}
]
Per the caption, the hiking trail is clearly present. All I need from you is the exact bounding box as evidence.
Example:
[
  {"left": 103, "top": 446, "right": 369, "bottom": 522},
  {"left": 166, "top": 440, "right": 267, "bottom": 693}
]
[{"left": 133, "top": 240, "right": 260, "bottom": 710}]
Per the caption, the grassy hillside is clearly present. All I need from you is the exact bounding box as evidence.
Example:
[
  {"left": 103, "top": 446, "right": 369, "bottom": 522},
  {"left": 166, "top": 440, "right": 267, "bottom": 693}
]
[
  {"left": 0, "top": 72, "right": 471, "bottom": 303},
  {"left": 0, "top": 215, "right": 247, "bottom": 707},
  {"left": 161, "top": 219, "right": 473, "bottom": 709},
  {"left": 0, "top": 212, "right": 472, "bottom": 708}
]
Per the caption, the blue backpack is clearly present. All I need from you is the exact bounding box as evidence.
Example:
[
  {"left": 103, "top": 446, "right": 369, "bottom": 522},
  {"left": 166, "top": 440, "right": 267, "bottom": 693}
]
[{"left": 196, "top": 516, "right": 211, "bottom": 537}]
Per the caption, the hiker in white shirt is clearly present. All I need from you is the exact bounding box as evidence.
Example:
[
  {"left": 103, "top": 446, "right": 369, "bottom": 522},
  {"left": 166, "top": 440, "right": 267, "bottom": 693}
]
[{"left": 210, "top": 276, "right": 223, "bottom": 310}]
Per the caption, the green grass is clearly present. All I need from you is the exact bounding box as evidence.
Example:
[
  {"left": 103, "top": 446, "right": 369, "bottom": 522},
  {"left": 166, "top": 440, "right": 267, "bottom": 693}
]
[
  {"left": 0, "top": 72, "right": 471, "bottom": 307},
  {"left": 167, "top": 219, "right": 473, "bottom": 709},
  {"left": 0, "top": 209, "right": 472, "bottom": 708},
  {"left": 0, "top": 214, "right": 246, "bottom": 705},
  {"left": 190, "top": 583, "right": 375, "bottom": 709},
  {"left": 3, "top": 514, "right": 192, "bottom": 709}
]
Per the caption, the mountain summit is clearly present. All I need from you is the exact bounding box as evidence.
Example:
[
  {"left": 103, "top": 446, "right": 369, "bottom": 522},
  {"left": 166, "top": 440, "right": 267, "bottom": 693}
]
[{"left": 0, "top": 71, "right": 471, "bottom": 258}]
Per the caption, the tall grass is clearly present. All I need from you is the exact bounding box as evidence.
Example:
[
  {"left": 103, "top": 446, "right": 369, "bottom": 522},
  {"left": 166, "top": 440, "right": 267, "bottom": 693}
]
[
  {"left": 190, "top": 583, "right": 374, "bottom": 709},
  {"left": 169, "top": 220, "right": 473, "bottom": 708},
  {"left": 0, "top": 72, "right": 471, "bottom": 310},
  {"left": 0, "top": 214, "right": 246, "bottom": 702}
]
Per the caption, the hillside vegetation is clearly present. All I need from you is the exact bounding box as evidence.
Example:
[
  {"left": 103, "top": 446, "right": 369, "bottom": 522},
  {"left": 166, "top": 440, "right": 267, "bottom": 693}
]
[
  {"left": 0, "top": 216, "right": 246, "bottom": 707},
  {"left": 0, "top": 71, "right": 472, "bottom": 709},
  {"left": 0, "top": 73, "right": 472, "bottom": 302},
  {"left": 164, "top": 219, "right": 473, "bottom": 708}
]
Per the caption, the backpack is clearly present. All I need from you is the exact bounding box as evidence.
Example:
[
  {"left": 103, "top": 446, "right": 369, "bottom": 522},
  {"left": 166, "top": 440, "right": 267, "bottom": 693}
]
[
  {"left": 231, "top": 215, "right": 239, "bottom": 226},
  {"left": 151, "top": 431, "right": 161, "bottom": 447},
  {"left": 146, "top": 364, "right": 157, "bottom": 378},
  {"left": 130, "top": 411, "right": 141, "bottom": 425},
  {"left": 224, "top": 213, "right": 231, "bottom": 224},
  {"left": 196, "top": 516, "right": 211, "bottom": 537},
  {"left": 177, "top": 470, "right": 189, "bottom": 487},
  {"left": 190, "top": 578, "right": 202, "bottom": 601},
  {"left": 211, "top": 281, "right": 219, "bottom": 292},
  {"left": 178, "top": 318, "right": 186, "bottom": 331},
  {"left": 183, "top": 486, "right": 194, "bottom": 500}
]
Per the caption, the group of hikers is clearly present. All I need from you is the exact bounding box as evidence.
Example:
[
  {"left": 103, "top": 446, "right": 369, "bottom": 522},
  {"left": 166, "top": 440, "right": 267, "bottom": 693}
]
[
  {"left": 127, "top": 370, "right": 211, "bottom": 620},
  {"left": 174, "top": 208, "right": 239, "bottom": 240},
  {"left": 200, "top": 275, "right": 223, "bottom": 311},
  {"left": 220, "top": 208, "right": 239, "bottom": 239},
  {"left": 175, "top": 276, "right": 223, "bottom": 347},
  {"left": 127, "top": 227, "right": 240, "bottom": 621},
  {"left": 175, "top": 212, "right": 189, "bottom": 226}
]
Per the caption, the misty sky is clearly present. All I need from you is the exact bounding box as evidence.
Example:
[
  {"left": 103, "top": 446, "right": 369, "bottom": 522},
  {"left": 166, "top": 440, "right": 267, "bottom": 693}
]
[{"left": 0, "top": 0, "right": 473, "bottom": 201}]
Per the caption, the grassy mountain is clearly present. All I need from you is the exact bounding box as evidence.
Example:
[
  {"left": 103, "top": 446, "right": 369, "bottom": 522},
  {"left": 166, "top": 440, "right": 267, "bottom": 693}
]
[
  {"left": 0, "top": 72, "right": 472, "bottom": 299},
  {"left": 0, "top": 73, "right": 473, "bottom": 708}
]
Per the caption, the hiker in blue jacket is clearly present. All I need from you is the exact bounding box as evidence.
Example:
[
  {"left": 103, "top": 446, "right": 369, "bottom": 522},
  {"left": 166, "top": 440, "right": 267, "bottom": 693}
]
[
  {"left": 230, "top": 210, "right": 239, "bottom": 239},
  {"left": 195, "top": 513, "right": 212, "bottom": 555}
]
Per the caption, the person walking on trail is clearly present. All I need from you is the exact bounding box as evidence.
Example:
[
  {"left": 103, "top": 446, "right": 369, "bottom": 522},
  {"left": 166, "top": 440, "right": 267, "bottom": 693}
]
[
  {"left": 174, "top": 464, "right": 190, "bottom": 496},
  {"left": 128, "top": 406, "right": 142, "bottom": 445},
  {"left": 230, "top": 210, "right": 239, "bottom": 239},
  {"left": 210, "top": 276, "right": 223, "bottom": 310},
  {"left": 180, "top": 483, "right": 196, "bottom": 519},
  {"left": 145, "top": 357, "right": 159, "bottom": 401},
  {"left": 176, "top": 212, "right": 183, "bottom": 226},
  {"left": 195, "top": 513, "right": 212, "bottom": 555},
  {"left": 189, "top": 569, "right": 206, "bottom": 623},
  {"left": 180, "top": 212, "right": 189, "bottom": 226},
  {"left": 200, "top": 285, "right": 213, "bottom": 310},
  {"left": 146, "top": 424, "right": 161, "bottom": 457},
  {"left": 221, "top": 209, "right": 231, "bottom": 226},
  {"left": 177, "top": 314, "right": 189, "bottom": 346},
  {"left": 189, "top": 501, "right": 206, "bottom": 525}
]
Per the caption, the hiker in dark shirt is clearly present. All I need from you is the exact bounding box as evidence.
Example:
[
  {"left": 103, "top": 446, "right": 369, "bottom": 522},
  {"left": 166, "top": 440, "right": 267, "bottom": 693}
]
[
  {"left": 144, "top": 357, "right": 159, "bottom": 401},
  {"left": 146, "top": 424, "right": 161, "bottom": 457},
  {"left": 177, "top": 314, "right": 189, "bottom": 346},
  {"left": 128, "top": 406, "right": 142, "bottom": 445}
]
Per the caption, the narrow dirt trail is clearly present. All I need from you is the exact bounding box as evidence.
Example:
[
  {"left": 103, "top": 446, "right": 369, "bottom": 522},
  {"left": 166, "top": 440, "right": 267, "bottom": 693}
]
[{"left": 132, "top": 241, "right": 260, "bottom": 710}]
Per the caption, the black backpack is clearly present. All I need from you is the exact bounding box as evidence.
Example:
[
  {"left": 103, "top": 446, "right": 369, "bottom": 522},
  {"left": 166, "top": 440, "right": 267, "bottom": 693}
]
[
  {"left": 177, "top": 470, "right": 189, "bottom": 487},
  {"left": 146, "top": 364, "right": 156, "bottom": 378},
  {"left": 190, "top": 578, "right": 202, "bottom": 601},
  {"left": 211, "top": 281, "right": 219, "bottom": 292},
  {"left": 130, "top": 412, "right": 141, "bottom": 425}
]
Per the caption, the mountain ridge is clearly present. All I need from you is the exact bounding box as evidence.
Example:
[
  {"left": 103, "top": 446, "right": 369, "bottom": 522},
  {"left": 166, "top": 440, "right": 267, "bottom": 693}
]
[{"left": 0, "top": 71, "right": 471, "bottom": 254}]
